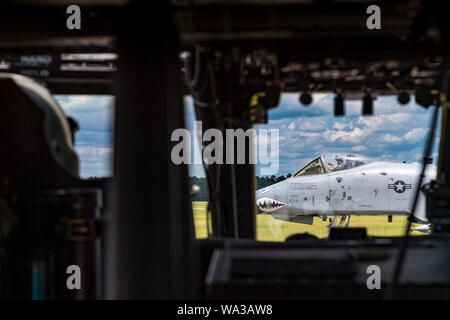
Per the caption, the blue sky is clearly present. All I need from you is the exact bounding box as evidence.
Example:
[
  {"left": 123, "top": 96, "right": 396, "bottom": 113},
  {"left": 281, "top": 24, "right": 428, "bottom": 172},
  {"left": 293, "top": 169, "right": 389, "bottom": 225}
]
[
  {"left": 56, "top": 93, "right": 441, "bottom": 179},
  {"left": 55, "top": 95, "right": 114, "bottom": 178}
]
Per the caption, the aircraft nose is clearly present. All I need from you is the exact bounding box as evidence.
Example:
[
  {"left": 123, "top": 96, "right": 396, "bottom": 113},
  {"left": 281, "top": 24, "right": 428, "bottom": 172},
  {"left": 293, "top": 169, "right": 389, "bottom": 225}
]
[{"left": 255, "top": 196, "right": 288, "bottom": 213}]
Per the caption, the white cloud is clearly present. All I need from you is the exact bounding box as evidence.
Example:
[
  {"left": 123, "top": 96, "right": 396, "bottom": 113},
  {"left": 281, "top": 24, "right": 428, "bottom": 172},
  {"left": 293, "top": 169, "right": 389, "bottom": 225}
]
[
  {"left": 76, "top": 146, "right": 113, "bottom": 161},
  {"left": 56, "top": 95, "right": 115, "bottom": 112},
  {"left": 350, "top": 145, "right": 368, "bottom": 152},
  {"left": 383, "top": 134, "right": 402, "bottom": 143},
  {"left": 403, "top": 128, "right": 427, "bottom": 142}
]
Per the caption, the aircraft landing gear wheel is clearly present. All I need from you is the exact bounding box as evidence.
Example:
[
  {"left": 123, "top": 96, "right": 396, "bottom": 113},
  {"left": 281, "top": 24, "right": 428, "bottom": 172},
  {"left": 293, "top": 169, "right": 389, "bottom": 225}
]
[
  {"left": 337, "top": 215, "right": 347, "bottom": 227},
  {"left": 345, "top": 215, "right": 351, "bottom": 228}
]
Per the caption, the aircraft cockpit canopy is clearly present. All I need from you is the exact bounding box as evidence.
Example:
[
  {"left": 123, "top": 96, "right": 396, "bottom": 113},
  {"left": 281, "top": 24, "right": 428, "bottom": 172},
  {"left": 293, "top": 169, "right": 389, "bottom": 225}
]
[
  {"left": 294, "top": 153, "right": 374, "bottom": 177},
  {"left": 322, "top": 153, "right": 374, "bottom": 173}
]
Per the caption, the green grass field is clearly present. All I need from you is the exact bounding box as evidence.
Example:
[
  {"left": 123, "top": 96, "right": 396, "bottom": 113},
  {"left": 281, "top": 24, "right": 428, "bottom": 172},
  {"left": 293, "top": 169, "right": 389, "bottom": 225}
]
[{"left": 192, "top": 201, "right": 426, "bottom": 241}]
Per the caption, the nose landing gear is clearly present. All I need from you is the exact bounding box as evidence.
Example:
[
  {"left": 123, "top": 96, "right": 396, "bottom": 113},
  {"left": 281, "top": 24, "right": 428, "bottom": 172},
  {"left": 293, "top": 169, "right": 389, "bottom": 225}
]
[{"left": 327, "top": 215, "right": 351, "bottom": 235}]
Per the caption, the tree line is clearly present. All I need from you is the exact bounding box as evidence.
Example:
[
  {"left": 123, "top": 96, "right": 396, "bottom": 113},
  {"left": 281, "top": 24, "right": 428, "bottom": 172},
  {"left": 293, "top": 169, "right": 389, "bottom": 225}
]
[{"left": 190, "top": 174, "right": 292, "bottom": 201}]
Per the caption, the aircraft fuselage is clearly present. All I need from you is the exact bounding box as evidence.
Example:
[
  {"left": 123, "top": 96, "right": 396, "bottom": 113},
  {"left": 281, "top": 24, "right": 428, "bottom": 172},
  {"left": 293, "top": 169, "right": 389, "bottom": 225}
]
[{"left": 256, "top": 161, "right": 436, "bottom": 224}]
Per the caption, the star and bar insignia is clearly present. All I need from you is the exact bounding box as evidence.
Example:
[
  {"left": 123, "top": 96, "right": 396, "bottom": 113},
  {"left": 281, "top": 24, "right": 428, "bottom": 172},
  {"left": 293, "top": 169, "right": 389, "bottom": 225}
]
[{"left": 388, "top": 180, "right": 412, "bottom": 193}]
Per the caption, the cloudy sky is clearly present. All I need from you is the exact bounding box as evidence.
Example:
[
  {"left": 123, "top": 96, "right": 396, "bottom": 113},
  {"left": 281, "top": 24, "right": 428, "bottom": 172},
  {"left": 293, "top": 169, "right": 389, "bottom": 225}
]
[
  {"left": 256, "top": 93, "right": 441, "bottom": 176},
  {"left": 57, "top": 93, "right": 441, "bottom": 179},
  {"left": 55, "top": 95, "right": 114, "bottom": 178},
  {"left": 186, "top": 94, "right": 441, "bottom": 177}
]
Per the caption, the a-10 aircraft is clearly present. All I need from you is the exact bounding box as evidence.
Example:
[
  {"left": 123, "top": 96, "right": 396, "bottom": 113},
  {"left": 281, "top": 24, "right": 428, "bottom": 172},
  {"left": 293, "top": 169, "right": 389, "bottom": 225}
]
[{"left": 256, "top": 153, "right": 436, "bottom": 233}]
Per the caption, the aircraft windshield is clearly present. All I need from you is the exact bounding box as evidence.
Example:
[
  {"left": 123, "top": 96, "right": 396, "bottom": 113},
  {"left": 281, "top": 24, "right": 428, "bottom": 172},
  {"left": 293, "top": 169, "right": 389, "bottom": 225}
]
[
  {"left": 294, "top": 156, "right": 325, "bottom": 176},
  {"left": 323, "top": 153, "right": 373, "bottom": 173}
]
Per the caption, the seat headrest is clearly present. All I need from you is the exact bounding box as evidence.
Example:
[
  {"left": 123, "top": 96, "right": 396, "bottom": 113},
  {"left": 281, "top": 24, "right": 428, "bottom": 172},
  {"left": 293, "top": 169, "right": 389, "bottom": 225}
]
[{"left": 0, "top": 73, "right": 79, "bottom": 178}]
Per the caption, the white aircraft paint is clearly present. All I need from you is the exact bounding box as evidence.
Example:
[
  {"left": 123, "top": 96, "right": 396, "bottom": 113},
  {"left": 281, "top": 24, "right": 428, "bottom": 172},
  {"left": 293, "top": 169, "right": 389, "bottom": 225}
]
[{"left": 255, "top": 153, "right": 436, "bottom": 226}]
